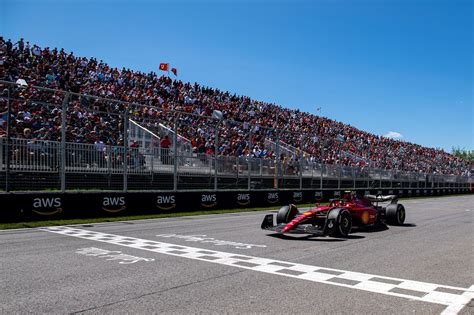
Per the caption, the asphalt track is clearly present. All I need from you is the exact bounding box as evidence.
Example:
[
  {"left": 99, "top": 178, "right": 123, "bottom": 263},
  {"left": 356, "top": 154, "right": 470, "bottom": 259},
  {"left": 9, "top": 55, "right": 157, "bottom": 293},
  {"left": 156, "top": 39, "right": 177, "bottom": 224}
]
[{"left": 1, "top": 195, "right": 473, "bottom": 314}]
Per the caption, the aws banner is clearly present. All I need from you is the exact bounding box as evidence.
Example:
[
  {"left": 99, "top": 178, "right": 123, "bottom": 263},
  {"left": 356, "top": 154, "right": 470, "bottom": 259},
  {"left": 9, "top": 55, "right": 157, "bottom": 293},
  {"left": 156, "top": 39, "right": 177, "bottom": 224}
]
[{"left": 0, "top": 188, "right": 469, "bottom": 222}]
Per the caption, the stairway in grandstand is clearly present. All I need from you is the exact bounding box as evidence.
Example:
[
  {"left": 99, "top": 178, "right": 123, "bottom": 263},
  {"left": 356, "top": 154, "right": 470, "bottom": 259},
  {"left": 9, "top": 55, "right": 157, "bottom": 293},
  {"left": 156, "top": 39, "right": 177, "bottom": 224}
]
[
  {"left": 264, "top": 138, "right": 309, "bottom": 160},
  {"left": 128, "top": 120, "right": 207, "bottom": 171}
]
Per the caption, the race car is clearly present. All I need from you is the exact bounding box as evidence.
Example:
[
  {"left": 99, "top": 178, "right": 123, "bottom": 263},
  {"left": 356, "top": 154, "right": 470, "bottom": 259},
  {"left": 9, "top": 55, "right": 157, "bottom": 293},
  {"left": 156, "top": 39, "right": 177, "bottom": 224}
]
[{"left": 261, "top": 191, "right": 406, "bottom": 237}]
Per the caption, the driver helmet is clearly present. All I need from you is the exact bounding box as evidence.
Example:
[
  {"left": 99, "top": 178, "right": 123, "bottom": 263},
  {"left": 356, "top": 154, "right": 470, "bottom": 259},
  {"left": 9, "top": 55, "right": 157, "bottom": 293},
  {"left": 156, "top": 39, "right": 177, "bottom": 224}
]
[{"left": 355, "top": 190, "right": 365, "bottom": 199}]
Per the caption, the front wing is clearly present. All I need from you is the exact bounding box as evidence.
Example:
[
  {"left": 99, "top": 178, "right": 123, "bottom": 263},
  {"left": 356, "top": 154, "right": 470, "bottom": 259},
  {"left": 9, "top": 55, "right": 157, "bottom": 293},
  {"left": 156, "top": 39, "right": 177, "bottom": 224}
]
[{"left": 261, "top": 214, "right": 328, "bottom": 236}]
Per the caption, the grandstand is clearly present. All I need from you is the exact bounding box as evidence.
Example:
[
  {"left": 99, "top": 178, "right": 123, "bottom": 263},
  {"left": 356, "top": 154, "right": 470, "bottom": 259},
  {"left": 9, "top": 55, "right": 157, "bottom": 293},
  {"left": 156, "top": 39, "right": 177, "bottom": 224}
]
[{"left": 0, "top": 37, "right": 471, "bottom": 192}]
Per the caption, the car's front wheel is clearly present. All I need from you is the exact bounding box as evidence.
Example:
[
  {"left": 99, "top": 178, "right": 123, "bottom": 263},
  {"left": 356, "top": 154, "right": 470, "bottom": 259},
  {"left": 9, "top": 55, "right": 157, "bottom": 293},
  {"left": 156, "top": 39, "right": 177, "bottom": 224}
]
[
  {"left": 276, "top": 204, "right": 299, "bottom": 224},
  {"left": 327, "top": 208, "right": 352, "bottom": 237}
]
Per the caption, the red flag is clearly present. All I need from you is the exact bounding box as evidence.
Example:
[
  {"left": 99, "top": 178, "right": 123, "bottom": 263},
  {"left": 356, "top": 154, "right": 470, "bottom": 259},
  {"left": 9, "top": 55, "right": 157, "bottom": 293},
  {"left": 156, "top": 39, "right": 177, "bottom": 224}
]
[
  {"left": 159, "top": 63, "right": 169, "bottom": 71},
  {"left": 171, "top": 68, "right": 177, "bottom": 76}
]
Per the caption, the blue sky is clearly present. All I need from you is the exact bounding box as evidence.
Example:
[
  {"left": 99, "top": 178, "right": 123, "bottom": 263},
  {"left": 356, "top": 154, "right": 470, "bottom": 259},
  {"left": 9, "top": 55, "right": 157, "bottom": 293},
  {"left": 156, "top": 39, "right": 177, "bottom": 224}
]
[{"left": 1, "top": 0, "right": 472, "bottom": 151}]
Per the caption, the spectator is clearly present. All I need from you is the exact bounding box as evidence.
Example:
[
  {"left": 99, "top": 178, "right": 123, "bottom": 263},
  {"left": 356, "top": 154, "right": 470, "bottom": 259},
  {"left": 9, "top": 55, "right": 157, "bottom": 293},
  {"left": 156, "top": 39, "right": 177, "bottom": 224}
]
[
  {"left": 0, "top": 37, "right": 470, "bottom": 176},
  {"left": 160, "top": 135, "right": 171, "bottom": 165}
]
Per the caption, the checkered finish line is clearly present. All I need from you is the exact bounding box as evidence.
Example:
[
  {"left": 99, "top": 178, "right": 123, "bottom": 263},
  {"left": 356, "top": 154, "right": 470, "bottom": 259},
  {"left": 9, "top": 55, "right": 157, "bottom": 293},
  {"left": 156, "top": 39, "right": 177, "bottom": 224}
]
[{"left": 42, "top": 226, "right": 473, "bottom": 314}]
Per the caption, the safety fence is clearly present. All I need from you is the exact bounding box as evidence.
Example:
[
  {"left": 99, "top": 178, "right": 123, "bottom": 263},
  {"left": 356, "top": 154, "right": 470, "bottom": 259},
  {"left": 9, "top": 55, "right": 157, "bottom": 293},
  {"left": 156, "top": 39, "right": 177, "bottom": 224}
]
[{"left": 0, "top": 137, "right": 471, "bottom": 192}]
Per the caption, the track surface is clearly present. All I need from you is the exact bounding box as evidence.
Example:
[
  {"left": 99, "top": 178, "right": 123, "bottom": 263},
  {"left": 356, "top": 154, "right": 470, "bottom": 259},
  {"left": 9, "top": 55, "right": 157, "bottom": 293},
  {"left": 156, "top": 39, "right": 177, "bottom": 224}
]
[{"left": 1, "top": 195, "right": 473, "bottom": 314}]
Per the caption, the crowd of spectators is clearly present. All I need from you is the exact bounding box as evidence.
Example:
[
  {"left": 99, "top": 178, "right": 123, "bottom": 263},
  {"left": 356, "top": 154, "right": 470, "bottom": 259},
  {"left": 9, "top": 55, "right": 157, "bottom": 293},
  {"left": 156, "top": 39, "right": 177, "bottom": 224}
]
[{"left": 0, "top": 37, "right": 470, "bottom": 176}]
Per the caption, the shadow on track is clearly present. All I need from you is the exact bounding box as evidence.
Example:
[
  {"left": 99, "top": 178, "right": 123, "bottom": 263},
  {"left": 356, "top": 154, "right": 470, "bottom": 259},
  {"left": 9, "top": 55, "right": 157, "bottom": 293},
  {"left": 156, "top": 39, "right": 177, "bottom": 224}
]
[
  {"left": 399, "top": 223, "right": 417, "bottom": 227},
  {"left": 266, "top": 234, "right": 365, "bottom": 242},
  {"left": 352, "top": 222, "right": 417, "bottom": 234}
]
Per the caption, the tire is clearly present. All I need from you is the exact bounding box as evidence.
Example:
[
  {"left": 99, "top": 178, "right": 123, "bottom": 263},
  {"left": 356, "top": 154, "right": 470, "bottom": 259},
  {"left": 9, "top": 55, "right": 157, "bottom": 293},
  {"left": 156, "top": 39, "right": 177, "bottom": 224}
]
[
  {"left": 276, "top": 204, "right": 299, "bottom": 224},
  {"left": 386, "top": 204, "right": 406, "bottom": 225},
  {"left": 327, "top": 208, "right": 352, "bottom": 237}
]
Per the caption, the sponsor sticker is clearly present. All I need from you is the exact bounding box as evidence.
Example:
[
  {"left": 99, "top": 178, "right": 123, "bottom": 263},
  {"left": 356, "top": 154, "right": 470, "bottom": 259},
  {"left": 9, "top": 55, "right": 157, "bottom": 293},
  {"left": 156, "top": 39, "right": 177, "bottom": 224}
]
[
  {"left": 32, "top": 197, "right": 62, "bottom": 215},
  {"left": 201, "top": 194, "right": 217, "bottom": 208},
  {"left": 157, "top": 195, "right": 176, "bottom": 210},
  {"left": 293, "top": 192, "right": 303, "bottom": 203},
  {"left": 267, "top": 192, "right": 279, "bottom": 204},
  {"left": 102, "top": 196, "right": 126, "bottom": 213},
  {"left": 236, "top": 193, "right": 250, "bottom": 206}
]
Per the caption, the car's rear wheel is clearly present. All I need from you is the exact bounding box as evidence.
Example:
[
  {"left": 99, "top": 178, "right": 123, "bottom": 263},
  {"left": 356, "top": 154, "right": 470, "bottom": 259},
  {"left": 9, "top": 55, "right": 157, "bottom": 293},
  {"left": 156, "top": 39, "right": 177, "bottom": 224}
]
[
  {"left": 327, "top": 208, "right": 352, "bottom": 237},
  {"left": 276, "top": 204, "right": 299, "bottom": 224},
  {"left": 386, "top": 204, "right": 405, "bottom": 225}
]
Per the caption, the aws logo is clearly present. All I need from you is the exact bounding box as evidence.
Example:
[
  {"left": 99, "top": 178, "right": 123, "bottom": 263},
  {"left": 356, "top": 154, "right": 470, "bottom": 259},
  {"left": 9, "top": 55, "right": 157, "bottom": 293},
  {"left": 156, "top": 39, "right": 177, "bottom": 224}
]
[
  {"left": 293, "top": 192, "right": 303, "bottom": 203},
  {"left": 32, "top": 197, "right": 62, "bottom": 215},
  {"left": 388, "top": 190, "right": 394, "bottom": 195},
  {"left": 102, "top": 196, "right": 126, "bottom": 213},
  {"left": 237, "top": 193, "right": 250, "bottom": 206},
  {"left": 267, "top": 192, "right": 279, "bottom": 204},
  {"left": 423, "top": 189, "right": 428, "bottom": 194},
  {"left": 398, "top": 190, "right": 404, "bottom": 195},
  {"left": 314, "top": 191, "right": 323, "bottom": 200},
  {"left": 365, "top": 190, "right": 371, "bottom": 196},
  {"left": 416, "top": 189, "right": 420, "bottom": 196},
  {"left": 377, "top": 190, "right": 383, "bottom": 195},
  {"left": 157, "top": 195, "right": 176, "bottom": 210},
  {"left": 333, "top": 191, "right": 341, "bottom": 198},
  {"left": 201, "top": 194, "right": 217, "bottom": 208},
  {"left": 408, "top": 189, "right": 412, "bottom": 195}
]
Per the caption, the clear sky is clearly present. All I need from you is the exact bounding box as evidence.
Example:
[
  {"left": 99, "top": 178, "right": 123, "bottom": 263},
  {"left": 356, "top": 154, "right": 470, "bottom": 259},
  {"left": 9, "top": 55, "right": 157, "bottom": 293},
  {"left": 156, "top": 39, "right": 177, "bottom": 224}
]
[{"left": 1, "top": 0, "right": 472, "bottom": 152}]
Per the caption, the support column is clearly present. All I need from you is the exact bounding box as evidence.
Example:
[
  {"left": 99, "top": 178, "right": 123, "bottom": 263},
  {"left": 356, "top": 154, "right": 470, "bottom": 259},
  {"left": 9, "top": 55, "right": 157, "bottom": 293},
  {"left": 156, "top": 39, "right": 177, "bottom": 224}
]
[
  {"left": 173, "top": 114, "right": 179, "bottom": 191},
  {"left": 60, "top": 93, "right": 70, "bottom": 192},
  {"left": 123, "top": 108, "right": 129, "bottom": 192}
]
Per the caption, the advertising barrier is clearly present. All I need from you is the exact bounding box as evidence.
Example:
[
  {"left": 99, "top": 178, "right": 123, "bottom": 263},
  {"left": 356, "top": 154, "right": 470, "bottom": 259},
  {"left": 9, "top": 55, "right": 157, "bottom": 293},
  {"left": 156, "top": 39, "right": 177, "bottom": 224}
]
[{"left": 0, "top": 188, "right": 471, "bottom": 222}]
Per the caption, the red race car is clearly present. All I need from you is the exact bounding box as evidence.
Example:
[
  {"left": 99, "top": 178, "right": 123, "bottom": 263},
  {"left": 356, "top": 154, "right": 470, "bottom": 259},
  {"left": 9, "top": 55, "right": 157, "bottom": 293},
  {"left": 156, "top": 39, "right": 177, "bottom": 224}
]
[{"left": 261, "top": 191, "right": 406, "bottom": 237}]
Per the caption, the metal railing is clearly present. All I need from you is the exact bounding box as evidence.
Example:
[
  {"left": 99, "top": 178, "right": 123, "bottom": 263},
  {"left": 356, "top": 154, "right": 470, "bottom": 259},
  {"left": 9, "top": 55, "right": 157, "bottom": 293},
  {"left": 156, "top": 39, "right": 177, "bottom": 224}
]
[{"left": 0, "top": 137, "right": 471, "bottom": 192}]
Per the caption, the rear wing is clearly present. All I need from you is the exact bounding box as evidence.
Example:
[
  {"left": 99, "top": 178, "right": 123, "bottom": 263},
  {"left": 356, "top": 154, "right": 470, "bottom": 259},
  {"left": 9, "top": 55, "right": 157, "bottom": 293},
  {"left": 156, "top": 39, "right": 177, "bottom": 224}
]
[{"left": 365, "top": 194, "right": 398, "bottom": 204}]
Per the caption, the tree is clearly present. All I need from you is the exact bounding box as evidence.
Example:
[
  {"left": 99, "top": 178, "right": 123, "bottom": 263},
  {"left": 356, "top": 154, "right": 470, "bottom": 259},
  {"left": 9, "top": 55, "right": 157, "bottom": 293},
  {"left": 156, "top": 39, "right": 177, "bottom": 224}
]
[{"left": 451, "top": 147, "right": 474, "bottom": 162}]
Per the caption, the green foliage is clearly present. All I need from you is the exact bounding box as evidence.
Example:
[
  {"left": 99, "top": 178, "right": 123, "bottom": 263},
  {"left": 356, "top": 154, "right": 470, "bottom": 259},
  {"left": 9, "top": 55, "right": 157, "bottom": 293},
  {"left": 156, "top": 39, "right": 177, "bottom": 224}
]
[{"left": 451, "top": 147, "right": 474, "bottom": 162}]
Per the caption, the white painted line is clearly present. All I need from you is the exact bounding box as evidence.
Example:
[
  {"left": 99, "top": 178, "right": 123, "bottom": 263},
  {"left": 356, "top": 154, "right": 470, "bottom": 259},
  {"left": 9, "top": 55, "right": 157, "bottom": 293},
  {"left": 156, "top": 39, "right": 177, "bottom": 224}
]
[
  {"left": 41, "top": 226, "right": 474, "bottom": 314},
  {"left": 440, "top": 285, "right": 474, "bottom": 315}
]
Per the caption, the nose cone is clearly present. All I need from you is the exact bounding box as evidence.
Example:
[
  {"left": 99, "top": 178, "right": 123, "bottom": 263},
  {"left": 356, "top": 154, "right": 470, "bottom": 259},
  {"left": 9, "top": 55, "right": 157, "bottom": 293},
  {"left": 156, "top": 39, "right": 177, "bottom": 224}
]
[{"left": 281, "top": 223, "right": 294, "bottom": 233}]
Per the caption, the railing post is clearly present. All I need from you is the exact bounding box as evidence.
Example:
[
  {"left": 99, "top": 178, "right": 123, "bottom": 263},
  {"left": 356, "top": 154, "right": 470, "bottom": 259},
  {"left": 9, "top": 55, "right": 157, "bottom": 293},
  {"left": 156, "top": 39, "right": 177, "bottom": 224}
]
[
  {"left": 320, "top": 163, "right": 323, "bottom": 190},
  {"left": 338, "top": 165, "right": 341, "bottom": 190},
  {"left": 123, "top": 108, "right": 129, "bottom": 192},
  {"left": 60, "top": 92, "right": 69, "bottom": 192},
  {"left": 107, "top": 145, "right": 112, "bottom": 188},
  {"left": 353, "top": 167, "right": 356, "bottom": 189},
  {"left": 299, "top": 158, "right": 303, "bottom": 190},
  {"left": 214, "top": 124, "right": 218, "bottom": 191},
  {"left": 379, "top": 169, "right": 382, "bottom": 189},
  {"left": 248, "top": 129, "right": 252, "bottom": 190},
  {"left": 173, "top": 115, "right": 179, "bottom": 191},
  {"left": 299, "top": 135, "right": 304, "bottom": 190},
  {"left": 5, "top": 85, "right": 11, "bottom": 192},
  {"left": 235, "top": 156, "right": 239, "bottom": 188},
  {"left": 275, "top": 131, "right": 280, "bottom": 189}
]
